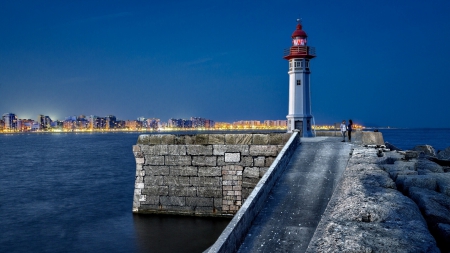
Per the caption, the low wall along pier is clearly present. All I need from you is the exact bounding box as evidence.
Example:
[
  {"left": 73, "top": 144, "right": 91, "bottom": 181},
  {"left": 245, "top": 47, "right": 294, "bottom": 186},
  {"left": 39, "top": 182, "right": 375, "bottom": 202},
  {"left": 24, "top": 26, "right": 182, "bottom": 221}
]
[{"left": 132, "top": 133, "right": 292, "bottom": 216}]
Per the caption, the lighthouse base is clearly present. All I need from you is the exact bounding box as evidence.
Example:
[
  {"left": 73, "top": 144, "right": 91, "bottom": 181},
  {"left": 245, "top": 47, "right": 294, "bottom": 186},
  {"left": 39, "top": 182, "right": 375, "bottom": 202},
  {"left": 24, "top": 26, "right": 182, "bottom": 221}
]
[{"left": 286, "top": 115, "right": 314, "bottom": 137}]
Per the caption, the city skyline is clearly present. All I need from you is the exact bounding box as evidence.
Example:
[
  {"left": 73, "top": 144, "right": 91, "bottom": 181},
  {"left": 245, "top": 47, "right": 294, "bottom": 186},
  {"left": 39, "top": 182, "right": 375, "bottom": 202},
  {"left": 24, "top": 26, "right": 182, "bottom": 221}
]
[{"left": 1, "top": 1, "right": 450, "bottom": 128}]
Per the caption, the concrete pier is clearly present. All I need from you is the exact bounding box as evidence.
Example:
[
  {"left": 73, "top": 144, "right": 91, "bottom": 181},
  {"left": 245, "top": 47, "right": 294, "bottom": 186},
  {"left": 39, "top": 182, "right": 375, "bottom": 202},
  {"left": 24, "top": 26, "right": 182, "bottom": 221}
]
[{"left": 236, "top": 137, "right": 351, "bottom": 252}]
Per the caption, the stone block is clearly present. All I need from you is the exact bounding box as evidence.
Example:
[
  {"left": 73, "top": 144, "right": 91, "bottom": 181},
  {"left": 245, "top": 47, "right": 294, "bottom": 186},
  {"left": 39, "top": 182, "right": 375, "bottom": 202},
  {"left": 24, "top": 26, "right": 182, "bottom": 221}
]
[
  {"left": 249, "top": 145, "right": 278, "bottom": 156},
  {"left": 165, "top": 155, "right": 192, "bottom": 166},
  {"left": 396, "top": 175, "right": 437, "bottom": 193},
  {"left": 243, "top": 167, "right": 260, "bottom": 178},
  {"left": 413, "top": 145, "right": 437, "bottom": 157},
  {"left": 142, "top": 186, "right": 169, "bottom": 196},
  {"left": 213, "top": 198, "right": 222, "bottom": 208},
  {"left": 190, "top": 176, "right": 222, "bottom": 187},
  {"left": 160, "top": 196, "right": 186, "bottom": 206},
  {"left": 147, "top": 135, "right": 164, "bottom": 145},
  {"left": 242, "top": 177, "right": 260, "bottom": 188},
  {"left": 259, "top": 167, "right": 269, "bottom": 177},
  {"left": 194, "top": 134, "right": 209, "bottom": 144},
  {"left": 208, "top": 134, "right": 225, "bottom": 144},
  {"left": 144, "top": 155, "right": 165, "bottom": 165},
  {"left": 225, "top": 134, "right": 252, "bottom": 145},
  {"left": 141, "top": 195, "right": 159, "bottom": 205},
  {"left": 137, "top": 135, "right": 150, "bottom": 144},
  {"left": 169, "top": 186, "right": 197, "bottom": 197},
  {"left": 169, "top": 166, "right": 198, "bottom": 176},
  {"left": 198, "top": 167, "right": 222, "bottom": 177},
  {"left": 437, "top": 147, "right": 450, "bottom": 160},
  {"left": 144, "top": 176, "right": 164, "bottom": 186},
  {"left": 174, "top": 135, "right": 186, "bottom": 145},
  {"left": 265, "top": 157, "right": 276, "bottom": 167},
  {"left": 192, "top": 156, "right": 216, "bottom": 166},
  {"left": 141, "top": 145, "right": 169, "bottom": 155},
  {"left": 408, "top": 187, "right": 450, "bottom": 226},
  {"left": 213, "top": 145, "right": 249, "bottom": 156},
  {"left": 184, "top": 135, "right": 195, "bottom": 145},
  {"left": 197, "top": 187, "right": 222, "bottom": 197},
  {"left": 222, "top": 165, "right": 244, "bottom": 172},
  {"left": 134, "top": 151, "right": 144, "bottom": 158},
  {"left": 195, "top": 206, "right": 215, "bottom": 214},
  {"left": 133, "top": 145, "right": 141, "bottom": 152},
  {"left": 164, "top": 176, "right": 190, "bottom": 186},
  {"left": 161, "top": 135, "right": 175, "bottom": 144},
  {"left": 144, "top": 166, "right": 170, "bottom": 176},
  {"left": 225, "top": 153, "right": 240, "bottom": 163},
  {"left": 416, "top": 159, "right": 444, "bottom": 173},
  {"left": 435, "top": 173, "right": 450, "bottom": 197},
  {"left": 167, "top": 145, "right": 187, "bottom": 155},
  {"left": 254, "top": 156, "right": 265, "bottom": 167},
  {"left": 160, "top": 205, "right": 195, "bottom": 213},
  {"left": 252, "top": 134, "right": 269, "bottom": 145},
  {"left": 218, "top": 156, "right": 253, "bottom": 166},
  {"left": 267, "top": 133, "right": 283, "bottom": 145},
  {"left": 186, "top": 197, "right": 214, "bottom": 207},
  {"left": 135, "top": 182, "right": 145, "bottom": 189},
  {"left": 135, "top": 157, "right": 144, "bottom": 164},
  {"left": 187, "top": 145, "right": 213, "bottom": 155}
]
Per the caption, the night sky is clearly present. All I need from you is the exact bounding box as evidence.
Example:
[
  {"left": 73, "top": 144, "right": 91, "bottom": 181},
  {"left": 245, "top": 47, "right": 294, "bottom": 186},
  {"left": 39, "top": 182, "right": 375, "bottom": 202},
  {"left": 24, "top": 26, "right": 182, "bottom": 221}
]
[{"left": 1, "top": 1, "right": 449, "bottom": 128}]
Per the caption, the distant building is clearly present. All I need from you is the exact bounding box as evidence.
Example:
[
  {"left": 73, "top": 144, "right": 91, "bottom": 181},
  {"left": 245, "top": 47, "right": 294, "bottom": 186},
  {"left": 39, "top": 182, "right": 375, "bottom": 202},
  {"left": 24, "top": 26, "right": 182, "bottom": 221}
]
[
  {"left": 106, "top": 115, "right": 117, "bottom": 129},
  {"left": 2, "top": 113, "right": 17, "bottom": 131}
]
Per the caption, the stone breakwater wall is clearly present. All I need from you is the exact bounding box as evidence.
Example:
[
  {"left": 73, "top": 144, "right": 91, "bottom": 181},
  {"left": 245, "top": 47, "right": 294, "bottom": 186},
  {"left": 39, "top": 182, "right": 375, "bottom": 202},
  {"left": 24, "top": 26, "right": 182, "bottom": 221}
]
[
  {"left": 307, "top": 146, "right": 445, "bottom": 252},
  {"left": 132, "top": 133, "right": 292, "bottom": 217},
  {"left": 206, "top": 132, "right": 300, "bottom": 253}
]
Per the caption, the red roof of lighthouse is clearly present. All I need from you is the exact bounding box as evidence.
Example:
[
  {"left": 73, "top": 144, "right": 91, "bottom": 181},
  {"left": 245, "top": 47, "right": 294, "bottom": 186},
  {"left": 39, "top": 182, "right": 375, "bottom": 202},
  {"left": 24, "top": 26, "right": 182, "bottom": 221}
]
[{"left": 292, "top": 24, "right": 307, "bottom": 38}]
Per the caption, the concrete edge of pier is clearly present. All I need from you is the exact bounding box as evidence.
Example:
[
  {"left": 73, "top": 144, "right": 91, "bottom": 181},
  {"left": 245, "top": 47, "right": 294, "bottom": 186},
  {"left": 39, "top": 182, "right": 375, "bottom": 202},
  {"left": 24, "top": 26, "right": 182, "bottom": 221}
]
[{"left": 205, "top": 131, "right": 301, "bottom": 253}]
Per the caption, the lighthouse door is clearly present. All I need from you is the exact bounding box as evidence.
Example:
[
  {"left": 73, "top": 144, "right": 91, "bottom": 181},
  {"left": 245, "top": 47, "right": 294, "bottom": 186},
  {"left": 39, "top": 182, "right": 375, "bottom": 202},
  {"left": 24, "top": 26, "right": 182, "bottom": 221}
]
[{"left": 295, "top": 120, "right": 303, "bottom": 134}]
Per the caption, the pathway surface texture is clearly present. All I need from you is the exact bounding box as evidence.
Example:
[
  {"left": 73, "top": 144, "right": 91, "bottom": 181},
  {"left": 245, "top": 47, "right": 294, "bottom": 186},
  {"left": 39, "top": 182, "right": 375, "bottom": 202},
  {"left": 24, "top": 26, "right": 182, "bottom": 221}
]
[{"left": 237, "top": 137, "right": 352, "bottom": 253}]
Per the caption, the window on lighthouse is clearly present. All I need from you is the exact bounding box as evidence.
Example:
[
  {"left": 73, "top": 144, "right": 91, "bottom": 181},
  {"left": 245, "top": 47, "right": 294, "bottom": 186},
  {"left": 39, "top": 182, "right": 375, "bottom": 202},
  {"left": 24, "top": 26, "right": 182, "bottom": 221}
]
[
  {"left": 297, "top": 80, "right": 301, "bottom": 86},
  {"left": 293, "top": 38, "right": 306, "bottom": 46}
]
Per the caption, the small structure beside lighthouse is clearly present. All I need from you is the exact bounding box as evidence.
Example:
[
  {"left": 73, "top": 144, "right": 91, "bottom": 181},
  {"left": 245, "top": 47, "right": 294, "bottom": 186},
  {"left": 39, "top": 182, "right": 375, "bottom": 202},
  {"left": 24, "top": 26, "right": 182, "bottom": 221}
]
[{"left": 284, "top": 20, "right": 316, "bottom": 136}]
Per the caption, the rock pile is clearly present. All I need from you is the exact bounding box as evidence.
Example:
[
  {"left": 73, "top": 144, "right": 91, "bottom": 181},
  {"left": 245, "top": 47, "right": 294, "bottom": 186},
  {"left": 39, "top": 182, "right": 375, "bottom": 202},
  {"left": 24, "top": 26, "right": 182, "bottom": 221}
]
[
  {"left": 307, "top": 145, "right": 449, "bottom": 252},
  {"left": 387, "top": 144, "right": 450, "bottom": 252}
]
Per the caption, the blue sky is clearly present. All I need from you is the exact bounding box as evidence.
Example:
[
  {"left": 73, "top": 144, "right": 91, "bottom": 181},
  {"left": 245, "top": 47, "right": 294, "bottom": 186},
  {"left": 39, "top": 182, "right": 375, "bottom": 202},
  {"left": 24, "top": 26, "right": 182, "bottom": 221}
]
[{"left": 1, "top": 0, "right": 449, "bottom": 128}]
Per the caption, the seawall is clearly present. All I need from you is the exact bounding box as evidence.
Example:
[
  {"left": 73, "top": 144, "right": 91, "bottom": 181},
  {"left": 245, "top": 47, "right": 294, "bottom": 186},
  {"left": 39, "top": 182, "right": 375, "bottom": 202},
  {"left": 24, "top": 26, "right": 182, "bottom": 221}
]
[{"left": 132, "top": 133, "right": 292, "bottom": 217}]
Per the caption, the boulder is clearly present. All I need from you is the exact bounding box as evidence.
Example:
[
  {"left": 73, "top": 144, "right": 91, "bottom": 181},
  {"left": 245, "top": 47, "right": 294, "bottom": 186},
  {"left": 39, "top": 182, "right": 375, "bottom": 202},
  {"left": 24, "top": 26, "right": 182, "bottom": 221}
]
[
  {"left": 385, "top": 142, "right": 402, "bottom": 151},
  {"left": 437, "top": 147, "right": 450, "bottom": 160},
  {"left": 404, "top": 150, "right": 420, "bottom": 160},
  {"left": 434, "top": 173, "right": 450, "bottom": 197},
  {"left": 435, "top": 223, "right": 450, "bottom": 252},
  {"left": 408, "top": 187, "right": 450, "bottom": 226},
  {"left": 396, "top": 175, "right": 437, "bottom": 193},
  {"left": 408, "top": 187, "right": 450, "bottom": 253},
  {"left": 416, "top": 159, "right": 444, "bottom": 173},
  {"left": 413, "top": 145, "right": 437, "bottom": 157}
]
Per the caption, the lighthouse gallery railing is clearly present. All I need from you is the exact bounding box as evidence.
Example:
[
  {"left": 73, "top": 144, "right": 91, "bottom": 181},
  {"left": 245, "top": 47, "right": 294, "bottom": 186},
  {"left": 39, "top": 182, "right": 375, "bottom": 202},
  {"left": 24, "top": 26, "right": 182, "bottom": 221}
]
[{"left": 283, "top": 46, "right": 316, "bottom": 57}]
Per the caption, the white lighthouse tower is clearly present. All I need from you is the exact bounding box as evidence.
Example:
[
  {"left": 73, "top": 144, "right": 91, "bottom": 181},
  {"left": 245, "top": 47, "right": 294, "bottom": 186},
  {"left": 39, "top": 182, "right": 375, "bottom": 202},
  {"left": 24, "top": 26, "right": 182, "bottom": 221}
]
[{"left": 284, "top": 20, "right": 316, "bottom": 136}]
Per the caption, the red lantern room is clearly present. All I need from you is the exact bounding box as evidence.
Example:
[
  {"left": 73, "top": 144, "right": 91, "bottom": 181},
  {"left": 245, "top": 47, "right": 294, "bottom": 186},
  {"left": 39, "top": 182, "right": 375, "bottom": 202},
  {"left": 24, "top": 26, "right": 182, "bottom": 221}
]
[{"left": 283, "top": 21, "right": 316, "bottom": 60}]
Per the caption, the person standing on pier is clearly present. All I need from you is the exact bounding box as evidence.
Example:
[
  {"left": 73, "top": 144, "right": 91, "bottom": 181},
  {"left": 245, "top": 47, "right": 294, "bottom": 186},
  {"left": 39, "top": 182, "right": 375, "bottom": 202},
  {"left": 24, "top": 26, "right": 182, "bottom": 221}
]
[
  {"left": 340, "top": 120, "right": 347, "bottom": 142},
  {"left": 348, "top": 119, "right": 353, "bottom": 142}
]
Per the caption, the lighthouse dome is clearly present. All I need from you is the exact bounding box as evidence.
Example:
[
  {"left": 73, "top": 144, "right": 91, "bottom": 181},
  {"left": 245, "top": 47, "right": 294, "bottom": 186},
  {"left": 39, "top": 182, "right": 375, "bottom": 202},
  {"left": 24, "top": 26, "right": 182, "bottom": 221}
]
[{"left": 292, "top": 24, "right": 307, "bottom": 38}]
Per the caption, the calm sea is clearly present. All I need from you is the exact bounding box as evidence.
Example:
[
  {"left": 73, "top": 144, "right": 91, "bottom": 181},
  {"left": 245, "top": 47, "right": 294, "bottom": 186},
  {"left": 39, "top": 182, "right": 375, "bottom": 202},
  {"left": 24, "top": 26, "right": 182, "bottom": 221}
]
[
  {"left": 379, "top": 128, "right": 450, "bottom": 151},
  {"left": 0, "top": 132, "right": 230, "bottom": 253},
  {"left": 1, "top": 129, "right": 449, "bottom": 253}
]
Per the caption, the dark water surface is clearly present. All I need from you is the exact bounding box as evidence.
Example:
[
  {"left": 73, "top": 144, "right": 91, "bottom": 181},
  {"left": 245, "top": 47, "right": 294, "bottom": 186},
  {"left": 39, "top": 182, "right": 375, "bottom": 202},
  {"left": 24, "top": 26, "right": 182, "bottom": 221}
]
[
  {"left": 380, "top": 128, "right": 450, "bottom": 151},
  {"left": 0, "top": 132, "right": 229, "bottom": 253}
]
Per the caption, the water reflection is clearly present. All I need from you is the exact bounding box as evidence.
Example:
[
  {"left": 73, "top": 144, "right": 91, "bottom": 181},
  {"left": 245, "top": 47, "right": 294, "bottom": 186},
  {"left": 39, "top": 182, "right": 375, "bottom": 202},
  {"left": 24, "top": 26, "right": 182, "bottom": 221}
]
[{"left": 133, "top": 214, "right": 230, "bottom": 253}]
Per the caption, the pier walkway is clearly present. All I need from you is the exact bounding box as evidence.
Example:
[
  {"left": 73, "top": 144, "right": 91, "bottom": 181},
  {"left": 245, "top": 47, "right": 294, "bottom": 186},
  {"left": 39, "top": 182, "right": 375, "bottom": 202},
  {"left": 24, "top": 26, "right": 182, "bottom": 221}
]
[{"left": 236, "top": 137, "right": 352, "bottom": 252}]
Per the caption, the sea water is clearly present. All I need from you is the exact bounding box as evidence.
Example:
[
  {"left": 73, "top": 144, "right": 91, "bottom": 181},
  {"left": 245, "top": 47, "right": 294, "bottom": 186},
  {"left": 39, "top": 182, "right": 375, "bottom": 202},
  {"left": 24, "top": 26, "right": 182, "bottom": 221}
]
[
  {"left": 0, "top": 132, "right": 229, "bottom": 253},
  {"left": 379, "top": 128, "right": 450, "bottom": 151},
  {"left": 2, "top": 129, "right": 449, "bottom": 253}
]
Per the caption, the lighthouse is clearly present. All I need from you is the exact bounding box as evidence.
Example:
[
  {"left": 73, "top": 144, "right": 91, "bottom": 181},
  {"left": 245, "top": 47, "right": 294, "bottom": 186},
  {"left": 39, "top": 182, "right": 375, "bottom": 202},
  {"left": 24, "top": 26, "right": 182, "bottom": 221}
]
[{"left": 283, "top": 20, "right": 316, "bottom": 136}]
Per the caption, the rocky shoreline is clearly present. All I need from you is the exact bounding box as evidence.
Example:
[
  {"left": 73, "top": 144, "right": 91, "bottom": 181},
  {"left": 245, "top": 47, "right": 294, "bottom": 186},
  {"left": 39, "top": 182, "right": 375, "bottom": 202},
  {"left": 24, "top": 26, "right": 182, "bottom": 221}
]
[{"left": 307, "top": 144, "right": 450, "bottom": 253}]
